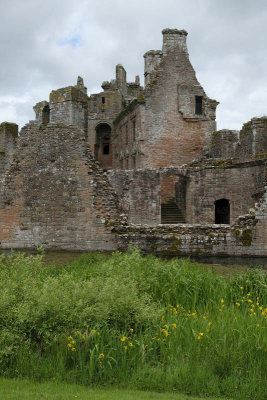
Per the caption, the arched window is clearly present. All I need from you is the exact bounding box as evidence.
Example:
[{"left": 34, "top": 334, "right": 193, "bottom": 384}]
[{"left": 215, "top": 198, "right": 230, "bottom": 224}]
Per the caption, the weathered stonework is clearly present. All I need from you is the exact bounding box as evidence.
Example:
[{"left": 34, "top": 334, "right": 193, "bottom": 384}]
[
  {"left": 0, "top": 123, "right": 124, "bottom": 250},
  {"left": 0, "top": 28, "right": 266, "bottom": 257}
]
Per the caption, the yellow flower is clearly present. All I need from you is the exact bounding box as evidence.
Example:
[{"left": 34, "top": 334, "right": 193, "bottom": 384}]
[
  {"left": 68, "top": 336, "right": 72, "bottom": 341},
  {"left": 120, "top": 336, "right": 127, "bottom": 342},
  {"left": 99, "top": 353, "right": 104, "bottom": 358},
  {"left": 71, "top": 340, "right": 75, "bottom": 345},
  {"left": 129, "top": 342, "right": 133, "bottom": 347},
  {"left": 220, "top": 298, "right": 224, "bottom": 304},
  {"left": 97, "top": 332, "right": 100, "bottom": 336},
  {"left": 200, "top": 332, "right": 204, "bottom": 336},
  {"left": 240, "top": 286, "right": 244, "bottom": 290},
  {"left": 259, "top": 306, "right": 263, "bottom": 310},
  {"left": 161, "top": 329, "right": 169, "bottom": 337},
  {"left": 91, "top": 329, "right": 96, "bottom": 334},
  {"left": 172, "top": 323, "right": 177, "bottom": 328},
  {"left": 248, "top": 299, "right": 253, "bottom": 303},
  {"left": 197, "top": 336, "right": 201, "bottom": 340},
  {"left": 208, "top": 322, "right": 212, "bottom": 326},
  {"left": 124, "top": 346, "right": 128, "bottom": 351},
  {"left": 129, "top": 328, "right": 134, "bottom": 333},
  {"left": 235, "top": 302, "right": 240, "bottom": 306},
  {"left": 71, "top": 347, "right": 76, "bottom": 352},
  {"left": 163, "top": 324, "right": 169, "bottom": 329}
]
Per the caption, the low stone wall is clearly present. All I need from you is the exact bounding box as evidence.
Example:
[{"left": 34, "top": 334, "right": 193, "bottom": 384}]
[{"left": 115, "top": 214, "right": 266, "bottom": 257}]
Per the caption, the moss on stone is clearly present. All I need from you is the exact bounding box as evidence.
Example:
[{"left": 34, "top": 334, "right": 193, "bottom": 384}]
[
  {"left": 232, "top": 228, "right": 252, "bottom": 246},
  {"left": 164, "top": 235, "right": 181, "bottom": 254},
  {"left": 214, "top": 159, "right": 233, "bottom": 168}
]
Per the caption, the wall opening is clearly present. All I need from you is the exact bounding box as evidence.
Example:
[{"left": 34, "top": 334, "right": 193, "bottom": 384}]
[
  {"left": 95, "top": 123, "right": 112, "bottom": 169},
  {"left": 42, "top": 105, "right": 50, "bottom": 125},
  {"left": 195, "top": 96, "right": 203, "bottom": 115},
  {"left": 215, "top": 198, "right": 230, "bottom": 224}
]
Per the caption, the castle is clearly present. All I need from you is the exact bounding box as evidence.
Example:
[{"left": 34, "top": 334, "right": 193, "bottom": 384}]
[{"left": 0, "top": 29, "right": 266, "bottom": 257}]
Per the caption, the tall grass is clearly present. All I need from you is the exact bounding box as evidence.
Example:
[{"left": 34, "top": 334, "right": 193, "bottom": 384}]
[{"left": 0, "top": 248, "right": 266, "bottom": 399}]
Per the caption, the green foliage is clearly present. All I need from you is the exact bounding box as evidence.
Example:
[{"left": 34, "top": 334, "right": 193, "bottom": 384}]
[
  {"left": 0, "top": 377, "right": 227, "bottom": 400},
  {"left": 0, "top": 248, "right": 266, "bottom": 399}
]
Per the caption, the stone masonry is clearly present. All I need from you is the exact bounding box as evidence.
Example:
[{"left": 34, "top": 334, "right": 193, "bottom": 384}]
[{"left": 0, "top": 29, "right": 266, "bottom": 256}]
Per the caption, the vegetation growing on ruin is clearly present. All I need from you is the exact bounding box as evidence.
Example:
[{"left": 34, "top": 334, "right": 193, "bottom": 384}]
[
  {"left": 0, "top": 249, "right": 266, "bottom": 400},
  {"left": 232, "top": 228, "right": 252, "bottom": 246}
]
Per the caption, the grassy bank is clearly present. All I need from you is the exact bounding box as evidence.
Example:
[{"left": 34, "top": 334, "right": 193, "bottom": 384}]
[
  {"left": 0, "top": 249, "right": 266, "bottom": 399},
  {"left": 0, "top": 377, "right": 231, "bottom": 400}
]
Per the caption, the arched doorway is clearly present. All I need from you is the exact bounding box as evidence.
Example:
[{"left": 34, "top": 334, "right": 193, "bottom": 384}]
[
  {"left": 94, "top": 123, "right": 112, "bottom": 170},
  {"left": 215, "top": 198, "right": 230, "bottom": 224}
]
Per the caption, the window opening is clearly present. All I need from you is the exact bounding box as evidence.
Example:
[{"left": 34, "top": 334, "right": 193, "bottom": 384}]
[
  {"left": 195, "top": 96, "right": 203, "bottom": 115},
  {"left": 103, "top": 144, "right": 110, "bottom": 155},
  {"left": 125, "top": 123, "right": 128, "bottom": 145},
  {"left": 42, "top": 105, "right": 50, "bottom": 125},
  {"left": 132, "top": 119, "right": 136, "bottom": 141},
  {"left": 101, "top": 97, "right": 105, "bottom": 104},
  {"left": 215, "top": 198, "right": 230, "bottom": 224}
]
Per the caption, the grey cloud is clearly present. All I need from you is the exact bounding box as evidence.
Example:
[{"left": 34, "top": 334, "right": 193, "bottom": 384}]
[{"left": 0, "top": 0, "right": 266, "bottom": 130}]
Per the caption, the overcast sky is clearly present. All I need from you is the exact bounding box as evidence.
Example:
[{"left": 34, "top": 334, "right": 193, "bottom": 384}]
[{"left": 0, "top": 0, "right": 266, "bottom": 131}]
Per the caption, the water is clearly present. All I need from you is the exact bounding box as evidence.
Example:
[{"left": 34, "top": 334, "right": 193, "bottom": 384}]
[{"left": 0, "top": 249, "right": 266, "bottom": 270}]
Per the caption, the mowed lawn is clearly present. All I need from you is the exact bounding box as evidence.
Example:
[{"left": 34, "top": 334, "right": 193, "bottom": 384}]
[{"left": 0, "top": 378, "right": 231, "bottom": 400}]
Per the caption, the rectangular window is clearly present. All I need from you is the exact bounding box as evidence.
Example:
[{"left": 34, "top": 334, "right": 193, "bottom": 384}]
[
  {"left": 195, "top": 96, "right": 203, "bottom": 115},
  {"left": 101, "top": 97, "right": 105, "bottom": 104}
]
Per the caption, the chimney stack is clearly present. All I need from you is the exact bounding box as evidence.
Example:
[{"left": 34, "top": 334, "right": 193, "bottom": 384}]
[{"left": 162, "top": 29, "right": 188, "bottom": 56}]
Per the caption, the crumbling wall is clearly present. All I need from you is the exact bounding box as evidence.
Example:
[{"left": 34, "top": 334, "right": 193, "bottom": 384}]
[
  {"left": 0, "top": 122, "right": 18, "bottom": 177},
  {"left": 209, "top": 130, "right": 239, "bottom": 159},
  {"left": 115, "top": 185, "right": 267, "bottom": 256},
  {"left": 235, "top": 117, "right": 267, "bottom": 161},
  {"left": 49, "top": 86, "right": 88, "bottom": 133},
  {"left": 186, "top": 160, "right": 266, "bottom": 224},
  {"left": 209, "top": 117, "right": 267, "bottom": 161},
  {"left": 0, "top": 123, "right": 123, "bottom": 250},
  {"left": 108, "top": 169, "right": 160, "bottom": 225}
]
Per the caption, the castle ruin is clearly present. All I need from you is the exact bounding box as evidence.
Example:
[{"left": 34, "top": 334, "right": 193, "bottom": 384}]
[{"left": 0, "top": 29, "right": 266, "bottom": 256}]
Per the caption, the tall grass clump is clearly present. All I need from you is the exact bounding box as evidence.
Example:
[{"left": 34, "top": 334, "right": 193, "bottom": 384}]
[{"left": 0, "top": 248, "right": 266, "bottom": 399}]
